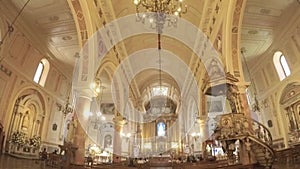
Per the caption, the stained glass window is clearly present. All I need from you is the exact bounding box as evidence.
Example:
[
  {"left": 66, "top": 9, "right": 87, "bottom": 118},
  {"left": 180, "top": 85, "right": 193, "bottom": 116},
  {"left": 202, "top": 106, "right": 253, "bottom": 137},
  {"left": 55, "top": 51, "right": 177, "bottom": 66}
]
[{"left": 157, "top": 122, "right": 166, "bottom": 136}]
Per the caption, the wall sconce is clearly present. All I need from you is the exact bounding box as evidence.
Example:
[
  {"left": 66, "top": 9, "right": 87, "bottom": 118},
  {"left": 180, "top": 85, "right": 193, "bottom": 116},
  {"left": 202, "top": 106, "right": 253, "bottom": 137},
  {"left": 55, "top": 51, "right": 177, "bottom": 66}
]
[
  {"left": 191, "top": 132, "right": 201, "bottom": 141},
  {"left": 57, "top": 96, "right": 73, "bottom": 117},
  {"left": 91, "top": 78, "right": 105, "bottom": 96}
]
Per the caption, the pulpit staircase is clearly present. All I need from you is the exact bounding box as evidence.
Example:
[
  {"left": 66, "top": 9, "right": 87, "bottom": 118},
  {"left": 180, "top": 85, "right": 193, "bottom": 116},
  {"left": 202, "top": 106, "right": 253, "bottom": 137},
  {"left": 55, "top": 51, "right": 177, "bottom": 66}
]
[{"left": 213, "top": 114, "right": 275, "bottom": 169}]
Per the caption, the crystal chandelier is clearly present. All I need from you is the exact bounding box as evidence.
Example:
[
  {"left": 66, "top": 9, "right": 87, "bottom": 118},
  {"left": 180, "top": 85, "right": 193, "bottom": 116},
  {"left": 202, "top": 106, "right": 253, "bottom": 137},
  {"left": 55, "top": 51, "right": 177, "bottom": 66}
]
[
  {"left": 62, "top": 96, "right": 73, "bottom": 116},
  {"left": 133, "top": 0, "right": 187, "bottom": 32}
]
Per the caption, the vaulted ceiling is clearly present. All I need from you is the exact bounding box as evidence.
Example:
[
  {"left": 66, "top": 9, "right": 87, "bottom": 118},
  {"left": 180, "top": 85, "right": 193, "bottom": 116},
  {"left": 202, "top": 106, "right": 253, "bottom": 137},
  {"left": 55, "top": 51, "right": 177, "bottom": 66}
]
[
  {"left": 2, "top": 0, "right": 299, "bottom": 103},
  {"left": 241, "top": 0, "right": 297, "bottom": 61}
]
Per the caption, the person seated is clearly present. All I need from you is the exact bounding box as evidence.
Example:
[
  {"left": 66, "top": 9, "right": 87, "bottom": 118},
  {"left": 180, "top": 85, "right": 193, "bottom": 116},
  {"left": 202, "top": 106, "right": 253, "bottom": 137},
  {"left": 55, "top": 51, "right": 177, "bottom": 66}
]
[
  {"left": 41, "top": 148, "right": 48, "bottom": 161},
  {"left": 40, "top": 148, "right": 48, "bottom": 168},
  {"left": 176, "top": 157, "right": 182, "bottom": 163},
  {"left": 137, "top": 158, "right": 144, "bottom": 164},
  {"left": 87, "top": 155, "right": 93, "bottom": 166},
  {"left": 52, "top": 149, "right": 58, "bottom": 154}
]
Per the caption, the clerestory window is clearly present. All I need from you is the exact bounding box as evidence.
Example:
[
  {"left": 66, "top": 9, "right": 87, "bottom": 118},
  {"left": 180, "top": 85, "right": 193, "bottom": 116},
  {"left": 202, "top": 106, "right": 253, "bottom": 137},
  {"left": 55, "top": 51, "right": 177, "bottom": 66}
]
[{"left": 273, "top": 51, "right": 291, "bottom": 81}]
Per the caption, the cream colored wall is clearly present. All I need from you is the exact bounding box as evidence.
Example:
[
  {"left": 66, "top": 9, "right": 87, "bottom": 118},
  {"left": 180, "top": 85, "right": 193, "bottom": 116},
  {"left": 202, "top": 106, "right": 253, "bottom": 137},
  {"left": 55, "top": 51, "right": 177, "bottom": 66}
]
[
  {"left": 248, "top": 18, "right": 300, "bottom": 146},
  {"left": 0, "top": 13, "right": 72, "bottom": 150}
]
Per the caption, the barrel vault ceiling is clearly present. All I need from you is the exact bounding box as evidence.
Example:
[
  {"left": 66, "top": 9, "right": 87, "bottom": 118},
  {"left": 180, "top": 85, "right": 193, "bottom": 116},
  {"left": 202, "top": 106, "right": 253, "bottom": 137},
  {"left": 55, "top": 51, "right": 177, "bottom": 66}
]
[{"left": 3, "top": 0, "right": 299, "bottom": 100}]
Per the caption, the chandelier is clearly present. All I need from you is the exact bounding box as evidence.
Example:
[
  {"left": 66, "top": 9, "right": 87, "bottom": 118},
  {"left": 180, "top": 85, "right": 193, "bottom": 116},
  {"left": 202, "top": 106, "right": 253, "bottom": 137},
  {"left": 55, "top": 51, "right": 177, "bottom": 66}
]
[
  {"left": 58, "top": 87, "right": 73, "bottom": 117},
  {"left": 133, "top": 0, "right": 187, "bottom": 32},
  {"left": 133, "top": 0, "right": 187, "bottom": 98},
  {"left": 58, "top": 96, "right": 73, "bottom": 117}
]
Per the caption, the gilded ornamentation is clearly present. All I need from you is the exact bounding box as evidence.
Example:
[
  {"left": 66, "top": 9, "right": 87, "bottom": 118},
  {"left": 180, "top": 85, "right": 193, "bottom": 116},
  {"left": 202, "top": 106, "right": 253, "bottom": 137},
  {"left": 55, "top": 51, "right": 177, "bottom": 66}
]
[{"left": 214, "top": 113, "right": 275, "bottom": 167}]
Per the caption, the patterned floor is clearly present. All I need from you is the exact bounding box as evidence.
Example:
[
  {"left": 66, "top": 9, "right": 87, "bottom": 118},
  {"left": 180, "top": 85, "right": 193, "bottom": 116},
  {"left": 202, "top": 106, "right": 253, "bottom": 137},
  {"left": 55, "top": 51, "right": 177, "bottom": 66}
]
[{"left": 1, "top": 154, "right": 300, "bottom": 169}]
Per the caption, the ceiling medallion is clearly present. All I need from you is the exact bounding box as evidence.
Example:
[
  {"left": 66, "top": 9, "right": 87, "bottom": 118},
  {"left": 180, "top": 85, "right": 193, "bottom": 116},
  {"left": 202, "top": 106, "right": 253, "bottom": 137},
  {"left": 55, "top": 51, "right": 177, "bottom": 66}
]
[{"left": 62, "top": 36, "right": 72, "bottom": 41}]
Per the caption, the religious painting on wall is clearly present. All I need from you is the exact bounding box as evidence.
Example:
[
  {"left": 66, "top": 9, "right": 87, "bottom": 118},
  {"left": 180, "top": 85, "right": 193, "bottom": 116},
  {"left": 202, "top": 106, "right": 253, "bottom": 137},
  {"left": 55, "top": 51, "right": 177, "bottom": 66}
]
[{"left": 100, "top": 103, "right": 115, "bottom": 115}]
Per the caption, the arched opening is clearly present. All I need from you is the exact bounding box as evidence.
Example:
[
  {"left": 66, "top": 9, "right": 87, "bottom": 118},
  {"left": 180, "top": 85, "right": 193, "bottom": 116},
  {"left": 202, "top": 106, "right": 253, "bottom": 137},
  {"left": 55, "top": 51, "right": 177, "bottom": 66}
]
[{"left": 33, "top": 58, "right": 50, "bottom": 87}]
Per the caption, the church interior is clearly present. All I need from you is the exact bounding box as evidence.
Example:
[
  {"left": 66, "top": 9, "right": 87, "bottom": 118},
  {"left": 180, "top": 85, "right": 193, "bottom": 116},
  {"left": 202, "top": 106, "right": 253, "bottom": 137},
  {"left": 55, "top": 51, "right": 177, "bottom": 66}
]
[{"left": 0, "top": 0, "right": 300, "bottom": 169}]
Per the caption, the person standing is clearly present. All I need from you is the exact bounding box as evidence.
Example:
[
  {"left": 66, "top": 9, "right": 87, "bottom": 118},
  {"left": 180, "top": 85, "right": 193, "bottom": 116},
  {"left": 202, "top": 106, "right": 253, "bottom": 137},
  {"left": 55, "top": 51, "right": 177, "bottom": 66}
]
[{"left": 40, "top": 148, "right": 48, "bottom": 169}]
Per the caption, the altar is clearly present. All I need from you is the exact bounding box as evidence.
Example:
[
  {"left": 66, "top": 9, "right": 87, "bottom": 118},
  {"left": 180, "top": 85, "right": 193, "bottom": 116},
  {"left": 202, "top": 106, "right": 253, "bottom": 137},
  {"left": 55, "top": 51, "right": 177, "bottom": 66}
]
[{"left": 8, "top": 143, "right": 39, "bottom": 159}]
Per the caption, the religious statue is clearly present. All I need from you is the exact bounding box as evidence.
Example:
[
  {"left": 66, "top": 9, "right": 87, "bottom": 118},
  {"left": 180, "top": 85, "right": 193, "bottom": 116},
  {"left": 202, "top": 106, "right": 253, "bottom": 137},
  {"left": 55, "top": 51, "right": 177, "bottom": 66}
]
[
  {"left": 207, "top": 59, "right": 222, "bottom": 79},
  {"left": 245, "top": 138, "right": 251, "bottom": 151},
  {"left": 226, "top": 85, "right": 238, "bottom": 113},
  {"left": 21, "top": 113, "right": 30, "bottom": 132},
  {"left": 104, "top": 135, "right": 112, "bottom": 148},
  {"left": 66, "top": 116, "right": 77, "bottom": 144}
]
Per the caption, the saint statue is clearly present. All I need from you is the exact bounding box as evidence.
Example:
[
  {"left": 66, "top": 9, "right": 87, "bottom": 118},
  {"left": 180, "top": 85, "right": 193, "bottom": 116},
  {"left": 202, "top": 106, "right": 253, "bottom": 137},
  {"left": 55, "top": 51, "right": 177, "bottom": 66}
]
[
  {"left": 21, "top": 113, "right": 30, "bottom": 132},
  {"left": 226, "top": 85, "right": 238, "bottom": 113},
  {"left": 66, "top": 116, "right": 77, "bottom": 144},
  {"left": 104, "top": 135, "right": 112, "bottom": 148}
]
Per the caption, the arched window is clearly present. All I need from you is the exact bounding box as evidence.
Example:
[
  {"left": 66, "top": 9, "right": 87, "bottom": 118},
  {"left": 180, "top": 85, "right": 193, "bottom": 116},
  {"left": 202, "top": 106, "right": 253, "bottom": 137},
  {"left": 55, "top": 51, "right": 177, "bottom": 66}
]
[
  {"left": 33, "top": 58, "right": 50, "bottom": 86},
  {"left": 273, "top": 51, "right": 291, "bottom": 81},
  {"left": 33, "top": 62, "right": 44, "bottom": 83}
]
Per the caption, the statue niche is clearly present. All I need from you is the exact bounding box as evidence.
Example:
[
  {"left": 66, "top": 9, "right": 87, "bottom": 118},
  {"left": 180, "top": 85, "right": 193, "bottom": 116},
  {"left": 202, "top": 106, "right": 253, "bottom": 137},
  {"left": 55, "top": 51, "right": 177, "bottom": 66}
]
[
  {"left": 280, "top": 82, "right": 300, "bottom": 144},
  {"left": 7, "top": 90, "right": 45, "bottom": 159}
]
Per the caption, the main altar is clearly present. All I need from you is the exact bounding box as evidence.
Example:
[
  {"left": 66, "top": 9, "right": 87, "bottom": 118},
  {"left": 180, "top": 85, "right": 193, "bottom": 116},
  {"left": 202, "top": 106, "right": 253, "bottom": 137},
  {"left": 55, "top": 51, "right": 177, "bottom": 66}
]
[{"left": 7, "top": 131, "right": 41, "bottom": 159}]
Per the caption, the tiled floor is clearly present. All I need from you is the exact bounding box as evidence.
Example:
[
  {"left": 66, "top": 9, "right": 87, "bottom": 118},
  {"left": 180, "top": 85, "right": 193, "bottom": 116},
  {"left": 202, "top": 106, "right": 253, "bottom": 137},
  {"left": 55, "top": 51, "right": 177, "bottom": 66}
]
[{"left": 1, "top": 154, "right": 300, "bottom": 169}]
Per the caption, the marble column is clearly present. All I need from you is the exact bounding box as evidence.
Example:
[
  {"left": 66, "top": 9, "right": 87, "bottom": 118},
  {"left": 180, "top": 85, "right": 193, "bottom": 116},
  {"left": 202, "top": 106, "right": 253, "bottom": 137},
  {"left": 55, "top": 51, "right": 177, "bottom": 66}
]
[
  {"left": 237, "top": 84, "right": 251, "bottom": 118},
  {"left": 112, "top": 114, "right": 126, "bottom": 163},
  {"left": 198, "top": 119, "right": 207, "bottom": 156},
  {"left": 72, "top": 95, "right": 92, "bottom": 166}
]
